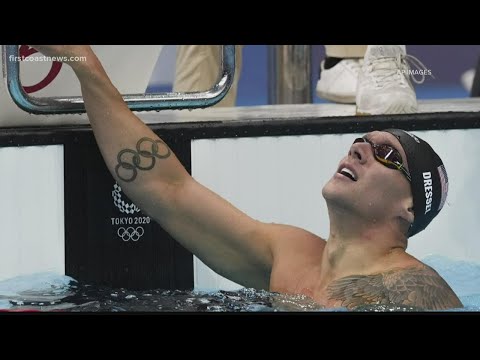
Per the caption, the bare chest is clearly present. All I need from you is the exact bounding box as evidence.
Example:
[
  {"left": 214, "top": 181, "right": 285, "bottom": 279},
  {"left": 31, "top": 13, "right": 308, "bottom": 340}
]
[
  {"left": 269, "top": 260, "right": 421, "bottom": 310},
  {"left": 269, "top": 262, "right": 336, "bottom": 308}
]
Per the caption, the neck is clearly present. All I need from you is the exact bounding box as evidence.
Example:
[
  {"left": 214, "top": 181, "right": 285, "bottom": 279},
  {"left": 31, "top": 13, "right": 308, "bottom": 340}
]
[{"left": 319, "top": 205, "right": 407, "bottom": 285}]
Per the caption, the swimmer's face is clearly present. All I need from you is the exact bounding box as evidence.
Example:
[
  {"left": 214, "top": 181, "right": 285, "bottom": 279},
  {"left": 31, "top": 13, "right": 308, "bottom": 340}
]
[{"left": 322, "top": 131, "right": 412, "bottom": 223}]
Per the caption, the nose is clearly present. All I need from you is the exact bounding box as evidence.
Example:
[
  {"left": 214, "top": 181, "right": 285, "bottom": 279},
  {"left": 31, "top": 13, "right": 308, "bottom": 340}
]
[{"left": 348, "top": 141, "right": 371, "bottom": 164}]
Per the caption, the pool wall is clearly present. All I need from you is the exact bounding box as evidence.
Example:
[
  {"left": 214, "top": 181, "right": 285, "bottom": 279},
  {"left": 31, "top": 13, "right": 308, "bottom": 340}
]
[{"left": 1, "top": 115, "right": 479, "bottom": 289}]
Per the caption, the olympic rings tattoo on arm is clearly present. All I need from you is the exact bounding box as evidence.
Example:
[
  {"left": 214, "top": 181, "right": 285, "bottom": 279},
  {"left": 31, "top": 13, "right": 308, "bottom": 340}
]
[{"left": 115, "top": 137, "right": 171, "bottom": 182}]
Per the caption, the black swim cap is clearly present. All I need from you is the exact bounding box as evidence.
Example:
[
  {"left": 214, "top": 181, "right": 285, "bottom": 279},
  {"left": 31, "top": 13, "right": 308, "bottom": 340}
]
[{"left": 383, "top": 129, "right": 448, "bottom": 237}]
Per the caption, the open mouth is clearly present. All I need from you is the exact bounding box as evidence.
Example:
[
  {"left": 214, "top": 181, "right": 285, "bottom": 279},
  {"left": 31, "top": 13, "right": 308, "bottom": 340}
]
[{"left": 338, "top": 167, "right": 357, "bottom": 181}]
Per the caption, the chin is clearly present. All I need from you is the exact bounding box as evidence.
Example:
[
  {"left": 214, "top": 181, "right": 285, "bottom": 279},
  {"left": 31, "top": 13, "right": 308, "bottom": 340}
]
[
  {"left": 321, "top": 180, "right": 332, "bottom": 199},
  {"left": 322, "top": 179, "right": 361, "bottom": 213},
  {"left": 322, "top": 178, "right": 345, "bottom": 203}
]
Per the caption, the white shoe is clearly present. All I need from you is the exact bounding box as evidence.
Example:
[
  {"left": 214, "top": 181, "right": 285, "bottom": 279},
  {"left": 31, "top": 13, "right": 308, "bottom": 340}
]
[
  {"left": 461, "top": 68, "right": 475, "bottom": 93},
  {"left": 356, "top": 45, "right": 419, "bottom": 115},
  {"left": 316, "top": 58, "right": 362, "bottom": 104}
]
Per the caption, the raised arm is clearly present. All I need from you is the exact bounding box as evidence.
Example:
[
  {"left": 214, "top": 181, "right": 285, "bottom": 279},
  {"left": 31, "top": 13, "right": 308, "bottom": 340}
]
[{"left": 31, "top": 45, "right": 281, "bottom": 289}]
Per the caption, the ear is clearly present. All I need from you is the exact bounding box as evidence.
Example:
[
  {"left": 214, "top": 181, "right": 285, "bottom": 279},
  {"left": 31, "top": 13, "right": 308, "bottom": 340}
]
[
  {"left": 399, "top": 197, "right": 415, "bottom": 225},
  {"left": 395, "top": 198, "right": 414, "bottom": 238}
]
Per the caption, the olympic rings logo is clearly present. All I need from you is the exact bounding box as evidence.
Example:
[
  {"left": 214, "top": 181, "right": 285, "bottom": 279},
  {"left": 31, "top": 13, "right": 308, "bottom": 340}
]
[
  {"left": 117, "top": 226, "right": 144, "bottom": 241},
  {"left": 115, "top": 137, "right": 171, "bottom": 182}
]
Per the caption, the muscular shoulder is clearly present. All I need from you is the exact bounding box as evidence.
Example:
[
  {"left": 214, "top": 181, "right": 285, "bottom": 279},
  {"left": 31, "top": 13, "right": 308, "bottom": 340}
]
[
  {"left": 266, "top": 223, "right": 326, "bottom": 293},
  {"left": 260, "top": 223, "right": 326, "bottom": 275},
  {"left": 263, "top": 223, "right": 326, "bottom": 254},
  {"left": 327, "top": 265, "right": 463, "bottom": 310}
]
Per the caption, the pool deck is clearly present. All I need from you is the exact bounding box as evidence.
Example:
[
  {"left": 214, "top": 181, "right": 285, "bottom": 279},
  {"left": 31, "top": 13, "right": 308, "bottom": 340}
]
[
  {"left": 1, "top": 99, "right": 480, "bottom": 146},
  {"left": 139, "top": 98, "right": 480, "bottom": 124}
]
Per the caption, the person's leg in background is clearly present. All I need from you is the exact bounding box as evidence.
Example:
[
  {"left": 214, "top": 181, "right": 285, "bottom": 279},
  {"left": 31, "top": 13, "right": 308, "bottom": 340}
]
[
  {"left": 325, "top": 45, "right": 369, "bottom": 58},
  {"left": 317, "top": 45, "right": 419, "bottom": 115},
  {"left": 173, "top": 45, "right": 243, "bottom": 107}
]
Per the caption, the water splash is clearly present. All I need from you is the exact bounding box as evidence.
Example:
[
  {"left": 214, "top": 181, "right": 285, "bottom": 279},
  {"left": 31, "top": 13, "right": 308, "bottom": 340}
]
[{"left": 1, "top": 256, "right": 479, "bottom": 312}]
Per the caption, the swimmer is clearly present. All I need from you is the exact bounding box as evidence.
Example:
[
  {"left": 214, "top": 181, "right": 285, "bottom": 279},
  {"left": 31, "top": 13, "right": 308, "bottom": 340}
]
[{"left": 31, "top": 45, "right": 462, "bottom": 310}]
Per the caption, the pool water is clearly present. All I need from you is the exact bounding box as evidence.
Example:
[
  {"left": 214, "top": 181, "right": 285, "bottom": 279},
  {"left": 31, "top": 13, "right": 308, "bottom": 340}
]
[{"left": 1, "top": 255, "right": 478, "bottom": 312}]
